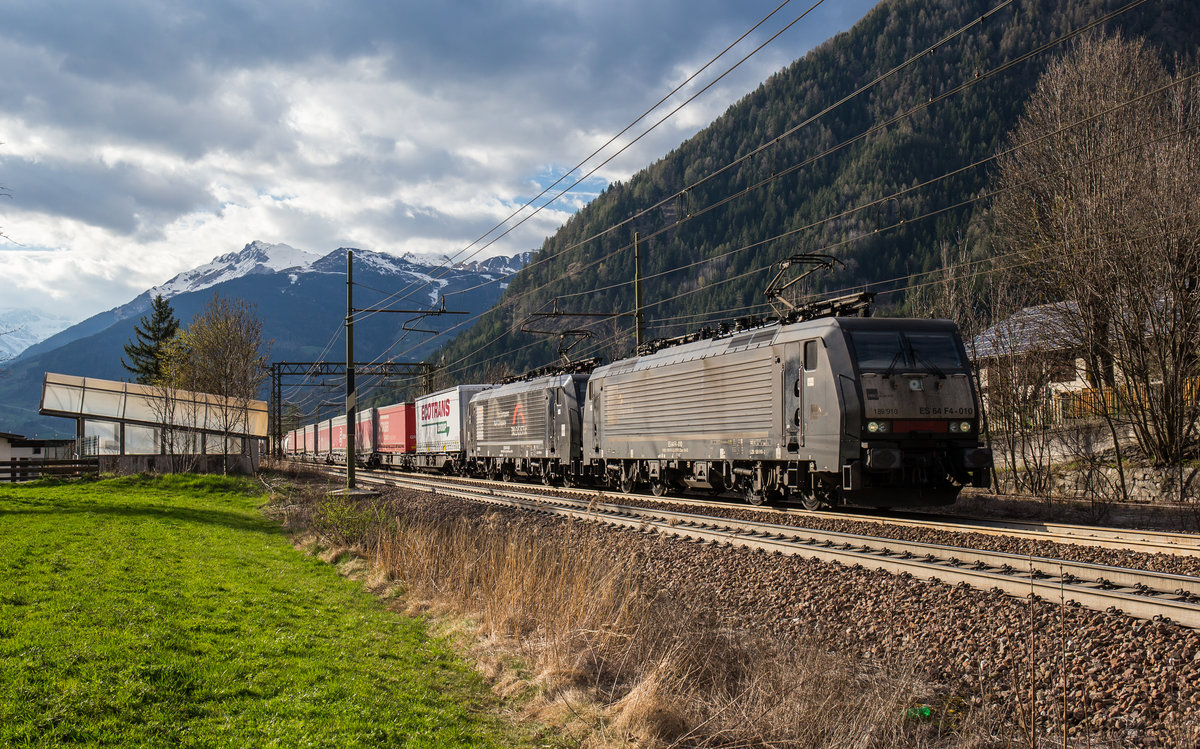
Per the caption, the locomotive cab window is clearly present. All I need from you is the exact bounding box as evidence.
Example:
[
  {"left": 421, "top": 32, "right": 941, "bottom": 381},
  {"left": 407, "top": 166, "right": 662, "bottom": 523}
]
[
  {"left": 850, "top": 331, "right": 965, "bottom": 373},
  {"left": 803, "top": 340, "right": 819, "bottom": 372},
  {"left": 907, "top": 333, "right": 962, "bottom": 370},
  {"left": 850, "top": 332, "right": 904, "bottom": 370}
]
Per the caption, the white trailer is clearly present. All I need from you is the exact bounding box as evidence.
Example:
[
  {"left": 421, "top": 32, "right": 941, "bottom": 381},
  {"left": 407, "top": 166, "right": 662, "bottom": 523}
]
[{"left": 413, "top": 385, "right": 491, "bottom": 470}]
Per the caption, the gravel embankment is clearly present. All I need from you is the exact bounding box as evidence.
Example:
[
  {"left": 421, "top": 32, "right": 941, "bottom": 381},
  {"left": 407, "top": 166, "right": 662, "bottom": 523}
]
[
  {"left": 392, "top": 486, "right": 1200, "bottom": 743},
  {"left": 574, "top": 492, "right": 1200, "bottom": 578}
]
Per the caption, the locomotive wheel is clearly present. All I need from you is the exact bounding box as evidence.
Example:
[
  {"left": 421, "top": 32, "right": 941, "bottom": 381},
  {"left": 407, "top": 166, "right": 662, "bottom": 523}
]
[
  {"left": 619, "top": 471, "right": 636, "bottom": 494},
  {"left": 561, "top": 472, "right": 576, "bottom": 489},
  {"left": 800, "top": 493, "right": 822, "bottom": 511},
  {"left": 650, "top": 480, "right": 668, "bottom": 497},
  {"left": 542, "top": 471, "right": 553, "bottom": 486}
]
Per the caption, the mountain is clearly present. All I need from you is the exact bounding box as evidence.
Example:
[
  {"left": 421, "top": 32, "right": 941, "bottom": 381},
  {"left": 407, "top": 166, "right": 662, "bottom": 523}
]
[
  {"left": 431, "top": 0, "right": 1200, "bottom": 380},
  {"left": 0, "top": 242, "right": 531, "bottom": 437},
  {"left": 0, "top": 308, "right": 78, "bottom": 360},
  {"left": 16, "top": 241, "right": 320, "bottom": 362}
]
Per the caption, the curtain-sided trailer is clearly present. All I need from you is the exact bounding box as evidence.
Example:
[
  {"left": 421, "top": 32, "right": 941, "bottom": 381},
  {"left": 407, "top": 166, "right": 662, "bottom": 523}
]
[
  {"left": 413, "top": 385, "right": 491, "bottom": 471},
  {"left": 374, "top": 402, "right": 416, "bottom": 466}
]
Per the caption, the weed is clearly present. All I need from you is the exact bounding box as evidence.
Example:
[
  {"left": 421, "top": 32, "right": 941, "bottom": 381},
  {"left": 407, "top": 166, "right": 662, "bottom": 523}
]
[{"left": 280, "top": 479, "right": 974, "bottom": 747}]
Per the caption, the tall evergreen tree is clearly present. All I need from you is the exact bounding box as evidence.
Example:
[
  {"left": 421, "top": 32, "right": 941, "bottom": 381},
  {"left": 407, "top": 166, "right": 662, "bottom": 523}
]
[{"left": 122, "top": 295, "right": 180, "bottom": 384}]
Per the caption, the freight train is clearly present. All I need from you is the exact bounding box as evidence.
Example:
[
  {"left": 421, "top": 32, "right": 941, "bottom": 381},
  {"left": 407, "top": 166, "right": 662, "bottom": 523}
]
[{"left": 282, "top": 314, "right": 992, "bottom": 508}]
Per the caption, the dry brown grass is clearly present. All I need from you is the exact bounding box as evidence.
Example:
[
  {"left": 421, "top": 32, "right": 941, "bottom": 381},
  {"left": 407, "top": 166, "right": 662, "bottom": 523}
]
[{"left": 277, "top": 477, "right": 1022, "bottom": 747}]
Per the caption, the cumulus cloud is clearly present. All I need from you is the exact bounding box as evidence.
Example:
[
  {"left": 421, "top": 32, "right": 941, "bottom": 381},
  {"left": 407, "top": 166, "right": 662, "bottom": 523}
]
[{"left": 0, "top": 0, "right": 877, "bottom": 319}]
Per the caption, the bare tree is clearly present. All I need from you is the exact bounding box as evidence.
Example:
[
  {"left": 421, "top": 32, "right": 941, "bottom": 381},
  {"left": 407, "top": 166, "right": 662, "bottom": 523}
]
[
  {"left": 145, "top": 334, "right": 201, "bottom": 473},
  {"left": 179, "top": 294, "right": 270, "bottom": 473},
  {"left": 991, "top": 33, "right": 1200, "bottom": 476}
]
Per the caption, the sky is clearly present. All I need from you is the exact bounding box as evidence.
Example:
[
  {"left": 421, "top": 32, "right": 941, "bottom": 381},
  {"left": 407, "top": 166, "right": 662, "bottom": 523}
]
[{"left": 0, "top": 0, "right": 878, "bottom": 323}]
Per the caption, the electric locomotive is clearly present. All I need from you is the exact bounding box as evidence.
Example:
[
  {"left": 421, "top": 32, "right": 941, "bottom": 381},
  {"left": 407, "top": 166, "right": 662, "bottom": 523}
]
[
  {"left": 583, "top": 314, "right": 991, "bottom": 508},
  {"left": 464, "top": 370, "right": 589, "bottom": 484}
]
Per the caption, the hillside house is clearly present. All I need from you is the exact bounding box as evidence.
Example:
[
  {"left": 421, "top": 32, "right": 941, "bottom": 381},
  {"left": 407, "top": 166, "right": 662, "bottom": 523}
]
[{"left": 970, "top": 303, "right": 1093, "bottom": 423}]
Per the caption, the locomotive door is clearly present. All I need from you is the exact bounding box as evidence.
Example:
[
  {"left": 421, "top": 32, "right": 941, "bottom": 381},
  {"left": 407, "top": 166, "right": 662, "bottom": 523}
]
[
  {"left": 786, "top": 342, "right": 804, "bottom": 449},
  {"left": 799, "top": 338, "right": 822, "bottom": 447},
  {"left": 588, "top": 381, "right": 602, "bottom": 456}
]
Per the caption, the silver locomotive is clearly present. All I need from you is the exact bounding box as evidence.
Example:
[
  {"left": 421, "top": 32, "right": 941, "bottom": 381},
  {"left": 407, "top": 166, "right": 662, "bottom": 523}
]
[{"left": 581, "top": 315, "right": 991, "bottom": 508}]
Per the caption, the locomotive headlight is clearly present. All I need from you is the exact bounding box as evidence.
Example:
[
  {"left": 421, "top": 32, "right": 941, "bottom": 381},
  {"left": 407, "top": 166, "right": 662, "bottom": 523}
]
[
  {"left": 867, "top": 421, "right": 890, "bottom": 434},
  {"left": 960, "top": 421, "right": 972, "bottom": 433}
]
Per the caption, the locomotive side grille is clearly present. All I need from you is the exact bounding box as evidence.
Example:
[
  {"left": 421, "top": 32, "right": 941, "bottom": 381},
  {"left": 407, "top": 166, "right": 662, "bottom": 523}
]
[{"left": 605, "top": 354, "right": 775, "bottom": 436}]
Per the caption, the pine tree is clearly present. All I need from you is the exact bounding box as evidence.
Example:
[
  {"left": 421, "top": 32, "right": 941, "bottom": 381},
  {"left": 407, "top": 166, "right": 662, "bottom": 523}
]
[{"left": 122, "top": 295, "right": 180, "bottom": 384}]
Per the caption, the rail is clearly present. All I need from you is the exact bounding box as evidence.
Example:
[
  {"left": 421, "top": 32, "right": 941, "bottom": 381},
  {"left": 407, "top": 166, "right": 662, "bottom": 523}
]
[{"left": 315, "top": 465, "right": 1200, "bottom": 628}]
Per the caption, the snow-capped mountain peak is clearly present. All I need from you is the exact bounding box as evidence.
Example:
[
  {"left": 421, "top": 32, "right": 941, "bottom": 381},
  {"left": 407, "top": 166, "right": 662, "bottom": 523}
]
[
  {"left": 0, "top": 308, "right": 78, "bottom": 359},
  {"left": 150, "top": 241, "right": 322, "bottom": 299}
]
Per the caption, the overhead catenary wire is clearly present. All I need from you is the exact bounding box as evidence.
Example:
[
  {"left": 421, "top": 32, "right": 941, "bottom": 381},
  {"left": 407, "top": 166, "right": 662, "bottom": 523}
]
[
  {"left": 350, "top": 0, "right": 1170, "bottom": 392},
  {"left": 374, "top": 0, "right": 1149, "bottom": 373},
  {"left": 381, "top": 117, "right": 1200, "bottom": 393},
  {"left": 351, "top": 0, "right": 1031, "bottom": 377},
  {"left": 351, "top": 0, "right": 829, "bottom": 327},
  {"left": 438, "top": 0, "right": 1023, "bottom": 311}
]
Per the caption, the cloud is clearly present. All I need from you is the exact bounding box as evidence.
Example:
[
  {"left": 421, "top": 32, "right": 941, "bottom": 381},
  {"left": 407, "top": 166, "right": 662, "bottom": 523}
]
[{"left": 0, "top": 0, "right": 879, "bottom": 322}]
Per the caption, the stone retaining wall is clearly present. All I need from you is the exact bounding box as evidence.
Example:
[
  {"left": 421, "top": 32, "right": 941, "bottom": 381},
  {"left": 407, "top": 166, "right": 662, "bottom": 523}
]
[{"left": 994, "top": 464, "right": 1198, "bottom": 503}]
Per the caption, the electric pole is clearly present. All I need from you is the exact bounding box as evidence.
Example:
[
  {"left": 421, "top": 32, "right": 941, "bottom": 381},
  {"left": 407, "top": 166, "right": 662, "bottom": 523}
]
[
  {"left": 346, "top": 249, "right": 357, "bottom": 490},
  {"left": 634, "top": 232, "right": 645, "bottom": 348}
]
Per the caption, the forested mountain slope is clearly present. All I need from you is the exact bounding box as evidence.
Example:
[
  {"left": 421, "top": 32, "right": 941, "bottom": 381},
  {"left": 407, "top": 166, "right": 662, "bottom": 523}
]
[{"left": 425, "top": 0, "right": 1199, "bottom": 388}]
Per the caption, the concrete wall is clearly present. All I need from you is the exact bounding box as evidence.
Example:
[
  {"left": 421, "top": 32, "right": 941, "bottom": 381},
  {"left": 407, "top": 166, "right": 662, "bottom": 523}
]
[{"left": 98, "top": 452, "right": 259, "bottom": 475}]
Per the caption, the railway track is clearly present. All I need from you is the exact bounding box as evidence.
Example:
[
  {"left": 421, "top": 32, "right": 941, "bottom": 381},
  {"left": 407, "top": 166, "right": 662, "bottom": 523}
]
[
  {"left": 320, "top": 466, "right": 1200, "bottom": 629},
  {"left": 314, "top": 462, "right": 1200, "bottom": 558}
]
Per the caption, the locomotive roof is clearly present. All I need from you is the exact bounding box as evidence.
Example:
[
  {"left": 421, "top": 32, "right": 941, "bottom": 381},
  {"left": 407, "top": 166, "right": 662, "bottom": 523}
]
[
  {"left": 594, "top": 316, "right": 962, "bottom": 377},
  {"left": 471, "top": 372, "right": 585, "bottom": 400}
]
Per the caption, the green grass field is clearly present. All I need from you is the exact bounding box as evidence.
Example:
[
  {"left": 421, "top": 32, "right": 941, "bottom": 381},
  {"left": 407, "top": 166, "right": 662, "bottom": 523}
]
[{"left": 0, "top": 475, "right": 530, "bottom": 748}]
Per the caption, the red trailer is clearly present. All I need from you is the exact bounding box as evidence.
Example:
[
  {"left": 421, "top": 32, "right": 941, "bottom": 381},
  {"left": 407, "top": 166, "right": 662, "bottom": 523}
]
[
  {"left": 301, "top": 423, "right": 316, "bottom": 456},
  {"left": 376, "top": 402, "right": 416, "bottom": 466},
  {"left": 330, "top": 416, "right": 348, "bottom": 462},
  {"left": 356, "top": 409, "right": 376, "bottom": 456},
  {"left": 316, "top": 419, "right": 333, "bottom": 460}
]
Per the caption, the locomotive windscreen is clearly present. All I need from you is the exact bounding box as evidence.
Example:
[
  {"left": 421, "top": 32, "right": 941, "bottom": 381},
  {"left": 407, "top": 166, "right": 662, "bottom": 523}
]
[
  {"left": 850, "top": 331, "right": 964, "bottom": 372},
  {"left": 906, "top": 333, "right": 962, "bottom": 369}
]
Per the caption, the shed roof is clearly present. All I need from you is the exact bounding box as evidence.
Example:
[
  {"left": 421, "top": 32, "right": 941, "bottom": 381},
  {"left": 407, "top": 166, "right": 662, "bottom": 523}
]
[
  {"left": 38, "top": 372, "right": 268, "bottom": 437},
  {"left": 971, "top": 303, "right": 1080, "bottom": 359}
]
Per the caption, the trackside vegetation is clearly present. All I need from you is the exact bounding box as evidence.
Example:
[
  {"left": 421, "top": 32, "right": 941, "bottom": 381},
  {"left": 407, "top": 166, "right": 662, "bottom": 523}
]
[{"left": 0, "top": 475, "right": 529, "bottom": 748}]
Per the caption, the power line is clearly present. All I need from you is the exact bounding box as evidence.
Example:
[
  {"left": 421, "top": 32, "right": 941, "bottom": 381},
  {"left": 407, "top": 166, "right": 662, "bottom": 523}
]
[
  {"left": 396, "top": 0, "right": 1108, "bottom": 359},
  {"left": 352, "top": 0, "right": 828, "bottom": 326},
  {"left": 356, "top": 1, "right": 1029, "bottom": 374},
  {"left": 358, "top": 0, "right": 1165, "bottom": 386}
]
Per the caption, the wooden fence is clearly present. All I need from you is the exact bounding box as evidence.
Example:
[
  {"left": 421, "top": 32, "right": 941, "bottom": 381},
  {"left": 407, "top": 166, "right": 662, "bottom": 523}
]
[
  {"left": 1060, "top": 380, "right": 1200, "bottom": 421},
  {"left": 0, "top": 458, "right": 100, "bottom": 483}
]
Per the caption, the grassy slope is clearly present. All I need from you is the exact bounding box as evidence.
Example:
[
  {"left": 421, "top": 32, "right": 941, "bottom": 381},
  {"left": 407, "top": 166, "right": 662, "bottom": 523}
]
[{"left": 0, "top": 475, "right": 523, "bottom": 748}]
